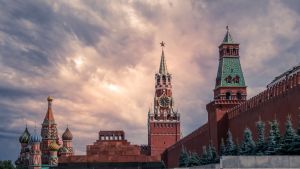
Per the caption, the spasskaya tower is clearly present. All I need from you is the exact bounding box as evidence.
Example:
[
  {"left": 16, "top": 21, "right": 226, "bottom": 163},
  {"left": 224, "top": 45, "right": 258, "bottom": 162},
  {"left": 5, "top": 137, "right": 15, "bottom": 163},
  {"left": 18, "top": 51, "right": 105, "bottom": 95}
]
[{"left": 148, "top": 41, "right": 180, "bottom": 157}]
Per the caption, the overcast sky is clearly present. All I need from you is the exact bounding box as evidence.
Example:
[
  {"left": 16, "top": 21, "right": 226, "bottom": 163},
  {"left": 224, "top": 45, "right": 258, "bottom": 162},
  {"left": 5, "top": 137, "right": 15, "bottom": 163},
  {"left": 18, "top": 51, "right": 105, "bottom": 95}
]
[{"left": 0, "top": 0, "right": 300, "bottom": 161}]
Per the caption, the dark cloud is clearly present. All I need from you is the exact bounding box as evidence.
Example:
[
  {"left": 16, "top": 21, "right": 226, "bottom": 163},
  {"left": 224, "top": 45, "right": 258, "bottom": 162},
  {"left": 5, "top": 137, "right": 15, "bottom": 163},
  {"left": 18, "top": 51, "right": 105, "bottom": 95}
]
[{"left": 0, "top": 0, "right": 300, "bottom": 162}]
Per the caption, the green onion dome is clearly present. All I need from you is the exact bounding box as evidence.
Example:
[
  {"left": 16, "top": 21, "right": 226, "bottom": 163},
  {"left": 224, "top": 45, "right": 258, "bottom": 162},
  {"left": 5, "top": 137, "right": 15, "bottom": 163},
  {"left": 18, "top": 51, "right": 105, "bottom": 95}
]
[
  {"left": 29, "top": 133, "right": 42, "bottom": 143},
  {"left": 49, "top": 141, "right": 60, "bottom": 151},
  {"left": 62, "top": 127, "right": 73, "bottom": 140},
  {"left": 19, "top": 127, "right": 31, "bottom": 144},
  {"left": 58, "top": 146, "right": 69, "bottom": 154}
]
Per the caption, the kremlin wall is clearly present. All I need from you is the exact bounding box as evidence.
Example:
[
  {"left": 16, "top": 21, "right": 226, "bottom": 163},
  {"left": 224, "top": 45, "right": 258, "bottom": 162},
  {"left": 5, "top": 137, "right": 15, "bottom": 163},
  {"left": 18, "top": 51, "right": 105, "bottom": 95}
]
[{"left": 15, "top": 27, "right": 300, "bottom": 169}]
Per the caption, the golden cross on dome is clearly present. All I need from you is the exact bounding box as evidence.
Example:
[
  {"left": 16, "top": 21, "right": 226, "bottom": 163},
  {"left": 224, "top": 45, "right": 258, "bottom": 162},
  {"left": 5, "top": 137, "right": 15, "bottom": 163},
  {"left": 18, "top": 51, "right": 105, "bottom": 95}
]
[{"left": 160, "top": 41, "right": 165, "bottom": 48}]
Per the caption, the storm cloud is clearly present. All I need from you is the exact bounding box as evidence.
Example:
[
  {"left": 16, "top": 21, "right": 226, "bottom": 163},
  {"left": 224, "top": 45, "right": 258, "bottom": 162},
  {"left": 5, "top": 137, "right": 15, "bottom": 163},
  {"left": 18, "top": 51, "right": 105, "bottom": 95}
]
[{"left": 0, "top": 0, "right": 300, "bottom": 161}]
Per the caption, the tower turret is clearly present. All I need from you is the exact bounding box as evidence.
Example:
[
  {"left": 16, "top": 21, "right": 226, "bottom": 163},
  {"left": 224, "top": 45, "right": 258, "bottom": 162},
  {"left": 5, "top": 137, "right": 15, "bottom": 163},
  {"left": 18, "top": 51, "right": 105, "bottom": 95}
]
[
  {"left": 41, "top": 96, "right": 60, "bottom": 164},
  {"left": 148, "top": 41, "right": 180, "bottom": 157},
  {"left": 206, "top": 27, "right": 247, "bottom": 151},
  {"left": 215, "top": 26, "right": 247, "bottom": 100}
]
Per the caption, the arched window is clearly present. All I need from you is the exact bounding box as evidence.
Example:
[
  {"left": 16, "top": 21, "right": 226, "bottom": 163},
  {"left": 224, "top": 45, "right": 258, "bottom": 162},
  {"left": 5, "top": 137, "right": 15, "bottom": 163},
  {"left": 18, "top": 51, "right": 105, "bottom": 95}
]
[
  {"left": 226, "top": 48, "right": 230, "bottom": 54},
  {"left": 162, "top": 75, "right": 166, "bottom": 85},
  {"left": 237, "top": 92, "right": 242, "bottom": 100},
  {"left": 168, "top": 76, "right": 171, "bottom": 83},
  {"left": 157, "top": 77, "right": 160, "bottom": 85},
  {"left": 226, "top": 92, "right": 231, "bottom": 100}
]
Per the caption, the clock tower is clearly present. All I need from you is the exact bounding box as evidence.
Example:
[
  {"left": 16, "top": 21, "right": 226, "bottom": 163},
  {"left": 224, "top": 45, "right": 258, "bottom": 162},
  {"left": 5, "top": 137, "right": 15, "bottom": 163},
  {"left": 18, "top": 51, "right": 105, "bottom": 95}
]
[{"left": 148, "top": 42, "right": 180, "bottom": 157}]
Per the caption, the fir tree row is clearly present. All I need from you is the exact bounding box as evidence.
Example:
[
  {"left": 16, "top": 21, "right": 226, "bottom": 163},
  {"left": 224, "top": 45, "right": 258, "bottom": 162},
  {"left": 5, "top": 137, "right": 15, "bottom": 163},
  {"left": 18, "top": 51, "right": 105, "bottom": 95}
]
[
  {"left": 179, "top": 115, "right": 300, "bottom": 167},
  {"left": 179, "top": 143, "right": 219, "bottom": 167},
  {"left": 221, "top": 115, "right": 300, "bottom": 156}
]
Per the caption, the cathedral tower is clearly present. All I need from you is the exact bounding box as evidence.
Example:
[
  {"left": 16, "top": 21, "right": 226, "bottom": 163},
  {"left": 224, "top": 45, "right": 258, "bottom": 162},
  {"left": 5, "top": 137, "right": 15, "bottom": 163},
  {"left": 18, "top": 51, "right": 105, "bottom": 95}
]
[
  {"left": 29, "top": 128, "right": 42, "bottom": 169},
  {"left": 15, "top": 126, "right": 31, "bottom": 168},
  {"left": 206, "top": 27, "right": 247, "bottom": 150},
  {"left": 59, "top": 127, "right": 74, "bottom": 157},
  {"left": 148, "top": 42, "right": 180, "bottom": 156},
  {"left": 41, "top": 96, "right": 60, "bottom": 164}
]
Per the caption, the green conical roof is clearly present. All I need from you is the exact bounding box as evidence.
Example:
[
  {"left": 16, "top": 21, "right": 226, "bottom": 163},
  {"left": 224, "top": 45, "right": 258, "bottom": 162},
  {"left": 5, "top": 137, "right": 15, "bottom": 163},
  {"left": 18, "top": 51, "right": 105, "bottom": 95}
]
[
  {"left": 222, "top": 26, "right": 234, "bottom": 44},
  {"left": 159, "top": 50, "right": 168, "bottom": 74}
]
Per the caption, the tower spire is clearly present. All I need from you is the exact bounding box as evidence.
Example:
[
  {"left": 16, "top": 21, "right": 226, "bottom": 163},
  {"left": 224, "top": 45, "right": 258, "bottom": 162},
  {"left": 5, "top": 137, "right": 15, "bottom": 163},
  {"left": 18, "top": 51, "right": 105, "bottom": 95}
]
[
  {"left": 222, "top": 26, "right": 234, "bottom": 44},
  {"left": 43, "top": 96, "right": 55, "bottom": 124},
  {"left": 159, "top": 41, "right": 168, "bottom": 74}
]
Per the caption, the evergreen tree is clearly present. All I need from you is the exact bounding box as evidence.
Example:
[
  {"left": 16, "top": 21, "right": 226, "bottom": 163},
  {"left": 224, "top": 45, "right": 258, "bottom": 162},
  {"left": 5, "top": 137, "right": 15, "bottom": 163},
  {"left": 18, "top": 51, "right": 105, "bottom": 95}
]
[
  {"left": 265, "top": 122, "right": 280, "bottom": 155},
  {"left": 209, "top": 143, "right": 219, "bottom": 163},
  {"left": 206, "top": 145, "right": 213, "bottom": 163},
  {"left": 240, "top": 128, "right": 256, "bottom": 155},
  {"left": 220, "top": 138, "right": 226, "bottom": 156},
  {"left": 0, "top": 160, "right": 15, "bottom": 169},
  {"left": 236, "top": 139, "right": 241, "bottom": 156},
  {"left": 281, "top": 115, "right": 296, "bottom": 154},
  {"left": 290, "top": 114, "right": 300, "bottom": 154},
  {"left": 179, "top": 146, "right": 189, "bottom": 167},
  {"left": 200, "top": 146, "right": 208, "bottom": 165},
  {"left": 256, "top": 119, "right": 266, "bottom": 155},
  {"left": 271, "top": 119, "right": 281, "bottom": 145},
  {"left": 225, "top": 130, "right": 237, "bottom": 155},
  {"left": 188, "top": 152, "right": 201, "bottom": 167}
]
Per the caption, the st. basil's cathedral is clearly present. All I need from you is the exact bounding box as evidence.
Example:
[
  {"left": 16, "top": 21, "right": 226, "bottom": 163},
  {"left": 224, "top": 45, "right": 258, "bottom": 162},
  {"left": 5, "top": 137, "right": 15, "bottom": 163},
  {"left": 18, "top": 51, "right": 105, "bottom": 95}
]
[
  {"left": 15, "top": 27, "right": 300, "bottom": 169},
  {"left": 15, "top": 96, "right": 74, "bottom": 169}
]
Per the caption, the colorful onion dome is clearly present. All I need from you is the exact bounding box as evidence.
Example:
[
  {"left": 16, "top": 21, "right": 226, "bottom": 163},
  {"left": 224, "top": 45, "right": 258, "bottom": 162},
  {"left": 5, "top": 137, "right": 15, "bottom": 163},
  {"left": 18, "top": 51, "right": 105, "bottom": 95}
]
[
  {"left": 49, "top": 141, "right": 60, "bottom": 151},
  {"left": 58, "top": 146, "right": 69, "bottom": 153},
  {"left": 29, "top": 132, "right": 42, "bottom": 143},
  {"left": 19, "top": 127, "right": 31, "bottom": 144},
  {"left": 62, "top": 127, "right": 73, "bottom": 140}
]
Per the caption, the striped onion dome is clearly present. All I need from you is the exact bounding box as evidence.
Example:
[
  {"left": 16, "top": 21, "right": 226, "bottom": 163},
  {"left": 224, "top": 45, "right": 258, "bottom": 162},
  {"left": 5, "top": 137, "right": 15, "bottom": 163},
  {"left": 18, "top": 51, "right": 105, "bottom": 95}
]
[
  {"left": 19, "top": 127, "right": 31, "bottom": 144},
  {"left": 49, "top": 141, "right": 60, "bottom": 151},
  {"left": 29, "top": 132, "right": 42, "bottom": 143},
  {"left": 62, "top": 127, "right": 73, "bottom": 140}
]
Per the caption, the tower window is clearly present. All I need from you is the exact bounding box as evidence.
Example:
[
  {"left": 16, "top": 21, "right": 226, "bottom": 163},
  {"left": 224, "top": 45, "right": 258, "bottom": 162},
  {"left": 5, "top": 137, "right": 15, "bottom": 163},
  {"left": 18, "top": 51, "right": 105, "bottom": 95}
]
[
  {"left": 233, "top": 76, "right": 240, "bottom": 83},
  {"left": 168, "top": 76, "right": 171, "bottom": 83},
  {"left": 157, "top": 77, "right": 160, "bottom": 85},
  {"left": 237, "top": 92, "right": 242, "bottom": 100},
  {"left": 162, "top": 75, "right": 166, "bottom": 85},
  {"left": 226, "top": 92, "right": 231, "bottom": 100},
  {"left": 225, "top": 76, "right": 232, "bottom": 83}
]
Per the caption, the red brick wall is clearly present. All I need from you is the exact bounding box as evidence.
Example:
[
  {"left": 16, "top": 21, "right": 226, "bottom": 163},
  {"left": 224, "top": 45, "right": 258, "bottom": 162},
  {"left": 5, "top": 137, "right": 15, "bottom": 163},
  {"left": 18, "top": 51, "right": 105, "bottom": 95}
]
[
  {"left": 162, "top": 72, "right": 300, "bottom": 168},
  {"left": 161, "top": 124, "right": 209, "bottom": 168},
  {"left": 228, "top": 79, "right": 300, "bottom": 143}
]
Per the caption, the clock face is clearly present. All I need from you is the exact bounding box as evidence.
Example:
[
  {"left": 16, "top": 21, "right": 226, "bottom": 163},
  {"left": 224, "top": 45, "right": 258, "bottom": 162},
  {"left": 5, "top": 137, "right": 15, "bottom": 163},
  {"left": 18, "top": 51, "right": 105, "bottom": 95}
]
[{"left": 159, "top": 96, "right": 170, "bottom": 107}]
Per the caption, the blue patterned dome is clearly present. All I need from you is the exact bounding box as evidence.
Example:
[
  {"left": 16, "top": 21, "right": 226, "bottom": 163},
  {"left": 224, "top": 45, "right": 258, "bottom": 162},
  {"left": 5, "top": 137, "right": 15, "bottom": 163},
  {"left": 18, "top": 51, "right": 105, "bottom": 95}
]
[
  {"left": 19, "top": 127, "right": 30, "bottom": 144},
  {"left": 29, "top": 133, "right": 42, "bottom": 143}
]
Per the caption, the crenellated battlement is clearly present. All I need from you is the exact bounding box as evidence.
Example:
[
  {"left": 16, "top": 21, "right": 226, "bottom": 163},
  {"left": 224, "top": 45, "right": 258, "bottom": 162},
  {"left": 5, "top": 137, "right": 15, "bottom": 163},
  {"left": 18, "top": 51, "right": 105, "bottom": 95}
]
[{"left": 228, "top": 71, "right": 300, "bottom": 120}]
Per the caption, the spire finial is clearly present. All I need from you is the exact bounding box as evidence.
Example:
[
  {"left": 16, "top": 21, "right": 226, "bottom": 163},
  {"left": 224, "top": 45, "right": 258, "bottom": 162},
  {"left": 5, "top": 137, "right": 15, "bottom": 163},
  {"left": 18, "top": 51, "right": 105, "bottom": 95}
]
[
  {"left": 222, "top": 26, "right": 234, "bottom": 44},
  {"left": 158, "top": 41, "right": 168, "bottom": 74},
  {"left": 160, "top": 41, "right": 165, "bottom": 48}
]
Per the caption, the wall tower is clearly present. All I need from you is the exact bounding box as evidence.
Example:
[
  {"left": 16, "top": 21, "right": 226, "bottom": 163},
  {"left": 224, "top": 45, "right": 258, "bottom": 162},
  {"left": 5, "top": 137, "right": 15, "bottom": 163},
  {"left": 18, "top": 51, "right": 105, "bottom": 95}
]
[
  {"left": 148, "top": 41, "right": 180, "bottom": 157},
  {"left": 206, "top": 27, "right": 247, "bottom": 149}
]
